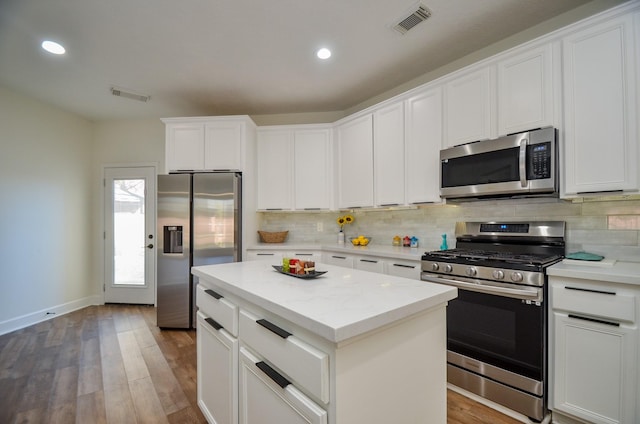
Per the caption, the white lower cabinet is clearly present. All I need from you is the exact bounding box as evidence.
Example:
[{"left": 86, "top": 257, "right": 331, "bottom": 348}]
[
  {"left": 322, "top": 252, "right": 354, "bottom": 268},
  {"left": 239, "top": 347, "right": 327, "bottom": 424},
  {"left": 197, "top": 311, "right": 239, "bottom": 424},
  {"left": 245, "top": 250, "right": 284, "bottom": 262},
  {"left": 386, "top": 259, "right": 421, "bottom": 280},
  {"left": 549, "top": 277, "right": 639, "bottom": 424},
  {"left": 354, "top": 256, "right": 385, "bottom": 274}
]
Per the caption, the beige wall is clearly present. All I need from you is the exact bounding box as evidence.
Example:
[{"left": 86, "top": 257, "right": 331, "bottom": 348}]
[{"left": 0, "top": 85, "right": 94, "bottom": 328}]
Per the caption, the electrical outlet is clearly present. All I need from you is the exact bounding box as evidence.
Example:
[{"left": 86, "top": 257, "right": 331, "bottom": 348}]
[{"left": 317, "top": 222, "right": 323, "bottom": 232}]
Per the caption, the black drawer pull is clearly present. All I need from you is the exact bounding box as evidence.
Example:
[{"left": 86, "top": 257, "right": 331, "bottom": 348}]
[
  {"left": 331, "top": 255, "right": 346, "bottom": 259},
  {"left": 295, "top": 253, "right": 312, "bottom": 256},
  {"left": 256, "top": 361, "right": 291, "bottom": 389},
  {"left": 360, "top": 259, "right": 378, "bottom": 263},
  {"left": 393, "top": 263, "right": 415, "bottom": 269},
  {"left": 205, "top": 317, "right": 223, "bottom": 331},
  {"left": 568, "top": 314, "right": 620, "bottom": 327},
  {"left": 256, "top": 253, "right": 275, "bottom": 256},
  {"left": 257, "top": 319, "right": 292, "bottom": 339},
  {"left": 205, "top": 289, "right": 223, "bottom": 299},
  {"left": 565, "top": 286, "right": 615, "bottom": 296}
]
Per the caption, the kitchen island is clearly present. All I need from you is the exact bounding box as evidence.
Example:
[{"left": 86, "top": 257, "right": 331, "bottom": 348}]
[{"left": 192, "top": 260, "right": 457, "bottom": 424}]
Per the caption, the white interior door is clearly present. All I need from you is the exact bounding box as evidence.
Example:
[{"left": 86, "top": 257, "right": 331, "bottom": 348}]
[{"left": 104, "top": 166, "right": 156, "bottom": 304}]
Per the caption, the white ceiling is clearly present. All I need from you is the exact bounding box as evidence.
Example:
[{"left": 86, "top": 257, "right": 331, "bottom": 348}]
[{"left": 0, "top": 0, "right": 606, "bottom": 122}]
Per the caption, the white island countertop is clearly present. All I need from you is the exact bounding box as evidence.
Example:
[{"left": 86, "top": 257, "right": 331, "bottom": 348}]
[{"left": 192, "top": 260, "right": 457, "bottom": 343}]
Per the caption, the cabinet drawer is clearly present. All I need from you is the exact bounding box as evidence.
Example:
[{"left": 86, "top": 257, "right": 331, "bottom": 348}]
[
  {"left": 387, "top": 260, "right": 421, "bottom": 280},
  {"left": 551, "top": 285, "right": 635, "bottom": 323},
  {"left": 354, "top": 256, "right": 385, "bottom": 273},
  {"left": 239, "top": 310, "right": 329, "bottom": 403},
  {"left": 196, "top": 284, "right": 239, "bottom": 336},
  {"left": 246, "top": 251, "right": 283, "bottom": 261},
  {"left": 323, "top": 253, "right": 354, "bottom": 268}
]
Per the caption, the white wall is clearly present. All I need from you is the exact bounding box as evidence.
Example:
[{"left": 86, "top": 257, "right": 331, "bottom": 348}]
[{"left": 0, "top": 85, "right": 95, "bottom": 333}]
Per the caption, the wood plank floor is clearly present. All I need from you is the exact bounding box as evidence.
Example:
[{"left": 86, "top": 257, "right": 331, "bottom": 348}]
[{"left": 0, "top": 304, "right": 521, "bottom": 424}]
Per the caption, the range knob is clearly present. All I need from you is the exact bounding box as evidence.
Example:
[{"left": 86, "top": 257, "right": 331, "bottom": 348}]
[
  {"left": 511, "top": 272, "right": 524, "bottom": 282},
  {"left": 444, "top": 264, "right": 453, "bottom": 273},
  {"left": 465, "top": 267, "right": 477, "bottom": 277},
  {"left": 492, "top": 270, "right": 505, "bottom": 280},
  {"left": 431, "top": 263, "right": 439, "bottom": 271}
]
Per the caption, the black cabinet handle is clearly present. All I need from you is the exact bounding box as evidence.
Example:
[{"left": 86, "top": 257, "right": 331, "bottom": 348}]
[
  {"left": 359, "top": 259, "right": 378, "bottom": 263},
  {"left": 294, "top": 253, "right": 313, "bottom": 256},
  {"left": 205, "top": 317, "right": 223, "bottom": 331},
  {"left": 205, "top": 289, "right": 223, "bottom": 299},
  {"left": 256, "top": 253, "right": 275, "bottom": 256},
  {"left": 256, "top": 361, "right": 291, "bottom": 389},
  {"left": 568, "top": 314, "right": 620, "bottom": 327},
  {"left": 257, "top": 319, "right": 292, "bottom": 339},
  {"left": 331, "top": 255, "right": 346, "bottom": 259},
  {"left": 565, "top": 286, "right": 616, "bottom": 296},
  {"left": 393, "top": 263, "right": 416, "bottom": 269}
]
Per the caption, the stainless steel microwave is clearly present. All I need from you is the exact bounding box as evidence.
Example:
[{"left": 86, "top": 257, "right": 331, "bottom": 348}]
[{"left": 440, "top": 127, "right": 558, "bottom": 200}]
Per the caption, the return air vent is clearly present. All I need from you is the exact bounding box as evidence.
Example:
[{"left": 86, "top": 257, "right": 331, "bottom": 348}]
[
  {"left": 110, "top": 86, "right": 150, "bottom": 103},
  {"left": 393, "top": 3, "right": 431, "bottom": 34}
]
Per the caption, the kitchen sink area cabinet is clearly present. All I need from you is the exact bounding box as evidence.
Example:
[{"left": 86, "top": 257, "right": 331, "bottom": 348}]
[
  {"left": 335, "top": 114, "right": 374, "bottom": 209},
  {"left": 443, "top": 66, "right": 494, "bottom": 148},
  {"left": 373, "top": 101, "right": 405, "bottom": 207},
  {"left": 404, "top": 85, "right": 443, "bottom": 205},
  {"left": 163, "top": 116, "right": 253, "bottom": 173},
  {"left": 548, "top": 263, "right": 640, "bottom": 424},
  {"left": 496, "top": 42, "right": 556, "bottom": 137},
  {"left": 561, "top": 11, "right": 639, "bottom": 197}
]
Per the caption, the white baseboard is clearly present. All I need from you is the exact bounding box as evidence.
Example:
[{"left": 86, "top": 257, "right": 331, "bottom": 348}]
[{"left": 0, "top": 294, "right": 102, "bottom": 336}]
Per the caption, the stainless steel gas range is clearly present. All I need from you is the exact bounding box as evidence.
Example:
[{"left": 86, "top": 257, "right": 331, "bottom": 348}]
[{"left": 421, "top": 221, "right": 566, "bottom": 422}]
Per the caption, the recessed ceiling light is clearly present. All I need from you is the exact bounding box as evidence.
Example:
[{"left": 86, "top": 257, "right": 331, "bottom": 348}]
[
  {"left": 41, "top": 40, "right": 66, "bottom": 55},
  {"left": 317, "top": 48, "right": 331, "bottom": 60}
]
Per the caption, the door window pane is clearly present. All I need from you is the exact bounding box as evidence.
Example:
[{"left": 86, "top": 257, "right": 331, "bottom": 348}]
[{"left": 113, "top": 179, "right": 145, "bottom": 285}]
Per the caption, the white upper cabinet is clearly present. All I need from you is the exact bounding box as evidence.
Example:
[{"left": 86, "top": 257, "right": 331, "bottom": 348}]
[
  {"left": 257, "top": 125, "right": 332, "bottom": 211},
  {"left": 374, "top": 101, "right": 405, "bottom": 207},
  {"left": 405, "top": 86, "right": 443, "bottom": 204},
  {"left": 562, "top": 13, "right": 638, "bottom": 196},
  {"left": 443, "top": 66, "right": 494, "bottom": 147},
  {"left": 497, "top": 43, "right": 555, "bottom": 136},
  {"left": 163, "top": 116, "right": 253, "bottom": 173},
  {"left": 294, "top": 128, "right": 332, "bottom": 210},
  {"left": 257, "top": 129, "right": 293, "bottom": 210},
  {"left": 336, "top": 114, "right": 374, "bottom": 209}
]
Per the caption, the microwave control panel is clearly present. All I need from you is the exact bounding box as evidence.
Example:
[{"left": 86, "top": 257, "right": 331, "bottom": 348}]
[{"left": 527, "top": 142, "right": 552, "bottom": 179}]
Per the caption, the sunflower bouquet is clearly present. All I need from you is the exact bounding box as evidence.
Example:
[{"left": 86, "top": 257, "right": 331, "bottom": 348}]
[{"left": 336, "top": 214, "right": 354, "bottom": 231}]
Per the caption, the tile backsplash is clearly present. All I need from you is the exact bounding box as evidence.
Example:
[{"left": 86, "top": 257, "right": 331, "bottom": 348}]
[{"left": 257, "top": 198, "right": 640, "bottom": 262}]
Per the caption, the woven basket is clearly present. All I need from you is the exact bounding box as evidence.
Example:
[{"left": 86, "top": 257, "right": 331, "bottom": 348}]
[{"left": 258, "top": 230, "right": 288, "bottom": 243}]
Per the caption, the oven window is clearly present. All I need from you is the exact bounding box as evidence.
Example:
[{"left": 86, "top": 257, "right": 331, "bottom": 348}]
[
  {"left": 447, "top": 289, "right": 544, "bottom": 380},
  {"left": 442, "top": 147, "right": 520, "bottom": 188}
]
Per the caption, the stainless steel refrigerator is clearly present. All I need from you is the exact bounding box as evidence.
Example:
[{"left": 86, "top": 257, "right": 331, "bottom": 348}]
[{"left": 157, "top": 172, "right": 241, "bottom": 328}]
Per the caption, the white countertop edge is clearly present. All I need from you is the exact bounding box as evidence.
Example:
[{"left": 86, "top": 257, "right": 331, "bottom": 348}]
[
  {"left": 247, "top": 243, "right": 425, "bottom": 261},
  {"left": 192, "top": 262, "right": 457, "bottom": 343},
  {"left": 547, "top": 260, "right": 640, "bottom": 286}
]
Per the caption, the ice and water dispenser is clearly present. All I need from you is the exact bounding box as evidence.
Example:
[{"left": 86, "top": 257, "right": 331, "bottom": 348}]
[{"left": 163, "top": 226, "right": 183, "bottom": 254}]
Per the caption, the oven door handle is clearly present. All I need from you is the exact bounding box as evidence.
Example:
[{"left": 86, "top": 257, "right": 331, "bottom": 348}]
[
  {"left": 519, "top": 137, "right": 528, "bottom": 188},
  {"left": 422, "top": 274, "right": 542, "bottom": 302}
]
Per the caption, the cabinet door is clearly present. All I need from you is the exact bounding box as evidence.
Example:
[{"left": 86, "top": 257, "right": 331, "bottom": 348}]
[
  {"left": 444, "top": 67, "right": 494, "bottom": 147},
  {"left": 405, "top": 86, "right": 443, "bottom": 204},
  {"left": 336, "top": 114, "right": 374, "bottom": 208},
  {"left": 374, "top": 102, "right": 405, "bottom": 207},
  {"left": 322, "top": 253, "right": 354, "bottom": 268},
  {"left": 204, "top": 121, "right": 243, "bottom": 171},
  {"left": 245, "top": 250, "right": 284, "bottom": 262},
  {"left": 294, "top": 129, "right": 331, "bottom": 210},
  {"left": 239, "top": 347, "right": 327, "bottom": 424},
  {"left": 386, "top": 260, "right": 420, "bottom": 280},
  {"left": 497, "top": 43, "right": 554, "bottom": 136},
  {"left": 197, "top": 311, "right": 239, "bottom": 424},
  {"left": 552, "top": 312, "right": 637, "bottom": 424},
  {"left": 257, "top": 130, "right": 293, "bottom": 210},
  {"left": 354, "top": 256, "right": 385, "bottom": 273},
  {"left": 562, "top": 15, "right": 638, "bottom": 195},
  {"left": 166, "top": 123, "right": 205, "bottom": 171}
]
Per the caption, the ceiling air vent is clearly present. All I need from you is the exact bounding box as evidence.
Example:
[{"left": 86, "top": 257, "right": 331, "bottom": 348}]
[
  {"left": 393, "top": 3, "right": 431, "bottom": 34},
  {"left": 110, "top": 86, "right": 150, "bottom": 103}
]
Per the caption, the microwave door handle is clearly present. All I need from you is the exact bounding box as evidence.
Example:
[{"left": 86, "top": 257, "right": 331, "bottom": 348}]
[{"left": 519, "top": 138, "right": 528, "bottom": 188}]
